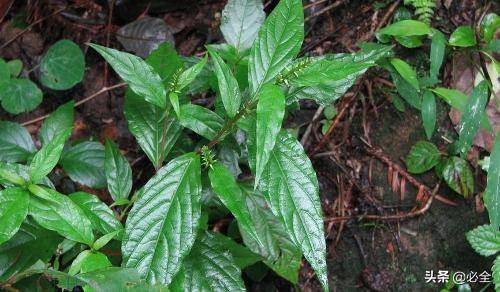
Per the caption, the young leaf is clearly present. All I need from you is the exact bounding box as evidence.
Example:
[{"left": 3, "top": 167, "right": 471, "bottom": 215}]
[
  {"left": 377, "top": 20, "right": 431, "bottom": 37},
  {"left": 248, "top": 0, "right": 304, "bottom": 94},
  {"left": 484, "top": 135, "right": 500, "bottom": 229},
  {"left": 60, "top": 141, "right": 106, "bottom": 188},
  {"left": 449, "top": 26, "right": 477, "bottom": 47},
  {"left": 0, "top": 188, "right": 29, "bottom": 245},
  {"left": 92, "top": 230, "right": 121, "bottom": 251},
  {"left": 122, "top": 153, "right": 201, "bottom": 285},
  {"left": 207, "top": 47, "right": 242, "bottom": 117},
  {"left": 390, "top": 58, "right": 419, "bottom": 91},
  {"left": 259, "top": 131, "right": 328, "bottom": 291},
  {"left": 39, "top": 101, "right": 74, "bottom": 146},
  {"left": 466, "top": 225, "right": 500, "bottom": 257},
  {"left": 441, "top": 157, "right": 474, "bottom": 197},
  {"left": 0, "top": 121, "right": 36, "bottom": 162},
  {"left": 89, "top": 43, "right": 167, "bottom": 108},
  {"left": 220, "top": 0, "right": 265, "bottom": 52},
  {"left": 457, "top": 81, "right": 489, "bottom": 157},
  {"left": 69, "top": 250, "right": 92, "bottom": 275},
  {"left": 421, "top": 90, "right": 436, "bottom": 139},
  {"left": 40, "top": 40, "right": 85, "bottom": 90},
  {"left": 406, "top": 141, "right": 441, "bottom": 174},
  {"left": 80, "top": 252, "right": 112, "bottom": 273},
  {"left": 209, "top": 162, "right": 265, "bottom": 249},
  {"left": 0, "top": 78, "right": 43, "bottom": 114},
  {"left": 69, "top": 192, "right": 123, "bottom": 236},
  {"left": 170, "top": 231, "right": 245, "bottom": 291},
  {"left": 429, "top": 31, "right": 446, "bottom": 79},
  {"left": 104, "top": 138, "right": 133, "bottom": 201},
  {"left": 176, "top": 55, "right": 208, "bottom": 92},
  {"left": 169, "top": 92, "right": 181, "bottom": 117},
  {"left": 255, "top": 84, "right": 285, "bottom": 187},
  {"left": 28, "top": 186, "right": 94, "bottom": 245},
  {"left": 179, "top": 104, "right": 224, "bottom": 140},
  {"left": 29, "top": 128, "right": 72, "bottom": 182}
]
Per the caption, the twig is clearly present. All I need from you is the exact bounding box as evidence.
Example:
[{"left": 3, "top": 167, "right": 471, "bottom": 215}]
[
  {"left": 103, "top": 0, "right": 116, "bottom": 86},
  {"left": 301, "top": 106, "right": 324, "bottom": 147},
  {"left": 21, "top": 83, "right": 126, "bottom": 126},
  {"left": 304, "top": 0, "right": 347, "bottom": 22}
]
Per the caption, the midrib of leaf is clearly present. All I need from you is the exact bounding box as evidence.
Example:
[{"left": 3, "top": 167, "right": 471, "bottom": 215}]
[
  {"left": 200, "top": 242, "right": 241, "bottom": 289},
  {"left": 234, "top": 0, "right": 250, "bottom": 51}
]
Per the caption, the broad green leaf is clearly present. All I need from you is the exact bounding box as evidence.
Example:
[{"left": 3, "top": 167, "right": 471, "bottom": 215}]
[
  {"left": 0, "top": 188, "right": 29, "bottom": 245},
  {"left": 220, "top": 0, "right": 265, "bottom": 52},
  {"left": 377, "top": 20, "right": 431, "bottom": 37},
  {"left": 457, "top": 81, "right": 489, "bottom": 157},
  {"left": 484, "top": 39, "right": 500, "bottom": 53},
  {"left": 481, "top": 13, "right": 500, "bottom": 42},
  {"left": 213, "top": 232, "right": 262, "bottom": 269},
  {"left": 209, "top": 162, "right": 265, "bottom": 249},
  {"left": 395, "top": 35, "right": 423, "bottom": 48},
  {"left": 176, "top": 55, "right": 208, "bottom": 92},
  {"left": 422, "top": 90, "right": 436, "bottom": 139},
  {"left": 248, "top": 0, "right": 304, "bottom": 94},
  {"left": 28, "top": 186, "right": 94, "bottom": 245},
  {"left": 217, "top": 146, "right": 242, "bottom": 177},
  {"left": 69, "top": 192, "right": 123, "bottom": 236},
  {"left": 259, "top": 131, "right": 328, "bottom": 290},
  {"left": 169, "top": 92, "right": 180, "bottom": 117},
  {"left": 430, "top": 31, "right": 446, "bottom": 79},
  {"left": 390, "top": 70, "right": 421, "bottom": 109},
  {"left": 181, "top": 56, "right": 217, "bottom": 94},
  {"left": 147, "top": 42, "right": 183, "bottom": 88},
  {"left": 40, "top": 40, "right": 85, "bottom": 90},
  {"left": 92, "top": 230, "right": 121, "bottom": 251},
  {"left": 89, "top": 43, "right": 167, "bottom": 108},
  {"left": 0, "top": 78, "right": 42, "bottom": 114},
  {"left": 80, "top": 252, "right": 112, "bottom": 273},
  {"left": 484, "top": 135, "right": 500, "bottom": 228},
  {"left": 207, "top": 47, "right": 241, "bottom": 117},
  {"left": 0, "top": 58, "right": 9, "bottom": 83},
  {"left": 390, "top": 58, "right": 419, "bottom": 91},
  {"left": 122, "top": 153, "right": 201, "bottom": 285},
  {"left": 60, "top": 141, "right": 106, "bottom": 188},
  {"left": 39, "top": 101, "right": 74, "bottom": 146},
  {"left": 441, "top": 157, "right": 474, "bottom": 197},
  {"left": 406, "top": 141, "right": 441, "bottom": 174},
  {"left": 69, "top": 250, "right": 91, "bottom": 275},
  {"left": 29, "top": 128, "right": 72, "bottom": 182},
  {"left": 255, "top": 84, "right": 285, "bottom": 187},
  {"left": 124, "top": 90, "right": 182, "bottom": 168},
  {"left": 170, "top": 231, "right": 245, "bottom": 292},
  {"left": 179, "top": 104, "right": 224, "bottom": 140},
  {"left": 466, "top": 225, "right": 500, "bottom": 257},
  {"left": 7, "top": 59, "right": 22, "bottom": 77},
  {"left": 0, "top": 162, "right": 53, "bottom": 189},
  {"left": 104, "top": 138, "right": 133, "bottom": 201},
  {"left": 493, "top": 255, "right": 500, "bottom": 291},
  {"left": 0, "top": 121, "right": 36, "bottom": 162},
  {"left": 449, "top": 26, "right": 477, "bottom": 47}
]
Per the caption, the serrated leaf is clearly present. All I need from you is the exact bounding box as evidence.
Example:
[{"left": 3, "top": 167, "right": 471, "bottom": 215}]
[
  {"left": 248, "top": 0, "right": 304, "bottom": 94},
  {"left": 466, "top": 225, "right": 500, "bottom": 257},
  {"left": 28, "top": 186, "right": 94, "bottom": 245},
  {"left": 104, "top": 138, "right": 133, "bottom": 201},
  {"left": 89, "top": 43, "right": 167, "bottom": 108},
  {"left": 430, "top": 31, "right": 446, "bottom": 79},
  {"left": 207, "top": 47, "right": 241, "bottom": 117},
  {"left": 259, "top": 131, "right": 328, "bottom": 291},
  {"left": 406, "top": 141, "right": 441, "bottom": 174},
  {"left": 220, "top": 0, "right": 265, "bottom": 52},
  {"left": 69, "top": 192, "right": 123, "bottom": 236},
  {"left": 176, "top": 56, "right": 208, "bottom": 92},
  {"left": 39, "top": 101, "right": 74, "bottom": 146},
  {"left": 122, "top": 153, "right": 201, "bottom": 285},
  {"left": 0, "top": 121, "right": 36, "bottom": 162},
  {"left": 422, "top": 90, "right": 436, "bottom": 139},
  {"left": 390, "top": 58, "right": 419, "bottom": 91},
  {"left": 0, "top": 188, "right": 29, "bottom": 245},
  {"left": 457, "top": 81, "right": 489, "bottom": 157},
  {"left": 179, "top": 104, "right": 224, "bottom": 140},
  {"left": 0, "top": 78, "right": 42, "bottom": 114},
  {"left": 493, "top": 255, "right": 500, "bottom": 291},
  {"left": 170, "top": 231, "right": 245, "bottom": 292},
  {"left": 449, "top": 26, "right": 477, "bottom": 47},
  {"left": 255, "top": 84, "right": 285, "bottom": 187},
  {"left": 60, "top": 141, "right": 106, "bottom": 188},
  {"left": 484, "top": 135, "right": 500, "bottom": 229},
  {"left": 29, "top": 128, "right": 71, "bottom": 182},
  {"left": 212, "top": 232, "right": 262, "bottom": 269},
  {"left": 40, "top": 40, "right": 85, "bottom": 90},
  {"left": 377, "top": 20, "right": 431, "bottom": 37},
  {"left": 441, "top": 157, "right": 474, "bottom": 197}
]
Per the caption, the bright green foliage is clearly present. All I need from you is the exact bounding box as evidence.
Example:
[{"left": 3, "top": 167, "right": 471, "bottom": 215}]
[
  {"left": 7, "top": 59, "right": 22, "bottom": 77},
  {"left": 29, "top": 128, "right": 71, "bottom": 182},
  {"left": 493, "top": 256, "right": 500, "bottom": 291},
  {"left": 0, "top": 188, "right": 29, "bottom": 245},
  {"left": 404, "top": 0, "right": 436, "bottom": 23},
  {"left": 39, "top": 101, "right": 74, "bottom": 146},
  {"left": 484, "top": 136, "right": 500, "bottom": 229},
  {"left": 175, "top": 55, "right": 207, "bottom": 92},
  {"left": 390, "top": 58, "right": 419, "bottom": 91},
  {"left": 104, "top": 138, "right": 133, "bottom": 201},
  {"left": 449, "top": 26, "right": 477, "bottom": 47},
  {"left": 441, "top": 157, "right": 474, "bottom": 198},
  {"left": 40, "top": 40, "right": 85, "bottom": 90},
  {"left": 179, "top": 104, "right": 224, "bottom": 140},
  {"left": 0, "top": 78, "right": 42, "bottom": 114},
  {"left": 466, "top": 225, "right": 500, "bottom": 257},
  {"left": 60, "top": 141, "right": 106, "bottom": 188},
  {"left": 378, "top": 20, "right": 431, "bottom": 37},
  {"left": 421, "top": 90, "right": 436, "bottom": 139},
  {"left": 430, "top": 31, "right": 446, "bottom": 80},
  {"left": 0, "top": 121, "right": 36, "bottom": 163},
  {"left": 406, "top": 141, "right": 441, "bottom": 174},
  {"left": 481, "top": 13, "right": 500, "bottom": 42}
]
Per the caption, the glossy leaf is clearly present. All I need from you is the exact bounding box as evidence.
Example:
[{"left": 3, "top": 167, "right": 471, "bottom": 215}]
[
  {"left": 220, "top": 0, "right": 265, "bottom": 52},
  {"left": 147, "top": 42, "right": 183, "bottom": 88},
  {"left": 80, "top": 252, "right": 112, "bottom": 273},
  {"left": 179, "top": 104, "right": 224, "bottom": 140},
  {"left": 406, "top": 141, "right": 441, "bottom": 174},
  {"left": 255, "top": 84, "right": 285, "bottom": 187},
  {"left": 0, "top": 162, "right": 52, "bottom": 189},
  {"left": 377, "top": 20, "right": 431, "bottom": 37},
  {"left": 0, "top": 78, "right": 42, "bottom": 114},
  {"left": 248, "top": 0, "right": 304, "bottom": 94},
  {"left": 104, "top": 138, "right": 133, "bottom": 201},
  {"left": 421, "top": 90, "right": 436, "bottom": 139},
  {"left": 176, "top": 55, "right": 208, "bottom": 92},
  {"left": 213, "top": 232, "right": 262, "bottom": 269},
  {"left": 484, "top": 135, "right": 500, "bottom": 229},
  {"left": 430, "top": 31, "right": 446, "bottom": 79},
  {"left": 69, "top": 250, "right": 91, "bottom": 275},
  {"left": 390, "top": 70, "right": 421, "bottom": 109},
  {"left": 89, "top": 43, "right": 167, "bottom": 108},
  {"left": 0, "top": 121, "right": 36, "bottom": 162},
  {"left": 60, "top": 141, "right": 106, "bottom": 188},
  {"left": 390, "top": 58, "right": 419, "bottom": 91},
  {"left": 493, "top": 256, "right": 500, "bottom": 291},
  {"left": 481, "top": 13, "right": 500, "bottom": 42},
  {"left": 207, "top": 47, "right": 241, "bottom": 117},
  {"left": 29, "top": 128, "right": 72, "bottom": 182},
  {"left": 39, "top": 101, "right": 74, "bottom": 146},
  {"left": 441, "top": 157, "right": 474, "bottom": 197},
  {"left": 170, "top": 231, "right": 245, "bottom": 292},
  {"left": 0, "top": 188, "right": 29, "bottom": 245},
  {"left": 122, "top": 153, "right": 201, "bottom": 285},
  {"left": 449, "top": 26, "right": 477, "bottom": 47},
  {"left": 40, "top": 40, "right": 85, "bottom": 90},
  {"left": 28, "top": 186, "right": 94, "bottom": 245},
  {"left": 466, "top": 225, "right": 500, "bottom": 257},
  {"left": 457, "top": 81, "right": 489, "bottom": 157}
]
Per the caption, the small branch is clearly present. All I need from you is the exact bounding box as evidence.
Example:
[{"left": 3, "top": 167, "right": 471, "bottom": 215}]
[{"left": 304, "top": 0, "right": 347, "bottom": 22}]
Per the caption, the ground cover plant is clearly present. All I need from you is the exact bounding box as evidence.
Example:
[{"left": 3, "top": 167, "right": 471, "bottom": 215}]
[{"left": 0, "top": 0, "right": 498, "bottom": 291}]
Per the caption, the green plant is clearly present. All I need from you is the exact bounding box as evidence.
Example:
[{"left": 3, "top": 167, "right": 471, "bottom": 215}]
[
  {"left": 0, "top": 0, "right": 395, "bottom": 290},
  {"left": 404, "top": 0, "right": 436, "bottom": 23}
]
